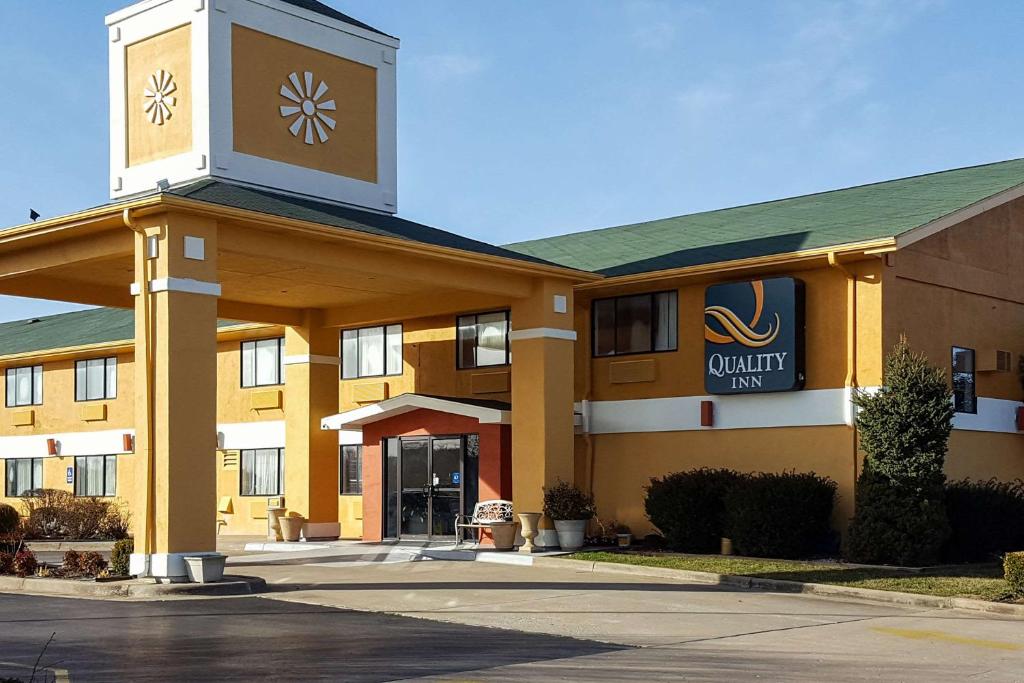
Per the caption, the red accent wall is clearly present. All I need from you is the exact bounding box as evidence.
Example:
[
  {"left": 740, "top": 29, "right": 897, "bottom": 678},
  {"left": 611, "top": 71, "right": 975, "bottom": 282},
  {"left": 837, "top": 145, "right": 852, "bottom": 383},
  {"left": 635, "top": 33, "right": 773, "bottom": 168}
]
[{"left": 360, "top": 408, "right": 511, "bottom": 542}]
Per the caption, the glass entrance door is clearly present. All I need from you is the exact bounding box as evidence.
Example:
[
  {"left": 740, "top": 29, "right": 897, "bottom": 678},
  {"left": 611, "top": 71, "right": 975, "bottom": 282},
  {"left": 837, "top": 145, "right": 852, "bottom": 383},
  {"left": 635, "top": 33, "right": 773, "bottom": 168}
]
[{"left": 398, "top": 436, "right": 465, "bottom": 540}]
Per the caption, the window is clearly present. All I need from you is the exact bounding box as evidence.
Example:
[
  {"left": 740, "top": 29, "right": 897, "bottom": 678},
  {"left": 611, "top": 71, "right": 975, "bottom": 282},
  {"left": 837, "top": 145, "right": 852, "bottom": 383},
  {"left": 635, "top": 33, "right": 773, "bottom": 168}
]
[
  {"left": 5, "top": 365, "right": 42, "bottom": 407},
  {"left": 340, "top": 445, "right": 363, "bottom": 495},
  {"left": 592, "top": 290, "right": 678, "bottom": 357},
  {"left": 457, "top": 311, "right": 511, "bottom": 369},
  {"left": 241, "top": 338, "right": 285, "bottom": 388},
  {"left": 952, "top": 346, "right": 977, "bottom": 414},
  {"left": 241, "top": 448, "right": 285, "bottom": 496},
  {"left": 74, "top": 455, "right": 117, "bottom": 497},
  {"left": 5, "top": 458, "right": 42, "bottom": 497},
  {"left": 341, "top": 325, "right": 402, "bottom": 379},
  {"left": 75, "top": 358, "right": 117, "bottom": 402}
]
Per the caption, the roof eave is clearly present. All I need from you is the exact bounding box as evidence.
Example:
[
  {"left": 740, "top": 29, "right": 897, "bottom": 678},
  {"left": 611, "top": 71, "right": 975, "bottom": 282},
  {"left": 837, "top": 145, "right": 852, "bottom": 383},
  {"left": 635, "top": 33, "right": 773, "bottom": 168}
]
[{"left": 576, "top": 237, "right": 898, "bottom": 290}]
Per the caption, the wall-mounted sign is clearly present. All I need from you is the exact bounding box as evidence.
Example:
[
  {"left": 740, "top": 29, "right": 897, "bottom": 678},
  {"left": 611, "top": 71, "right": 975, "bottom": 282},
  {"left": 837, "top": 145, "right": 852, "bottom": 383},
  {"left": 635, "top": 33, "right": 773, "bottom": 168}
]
[
  {"left": 704, "top": 277, "right": 805, "bottom": 394},
  {"left": 66, "top": 466, "right": 74, "bottom": 485}
]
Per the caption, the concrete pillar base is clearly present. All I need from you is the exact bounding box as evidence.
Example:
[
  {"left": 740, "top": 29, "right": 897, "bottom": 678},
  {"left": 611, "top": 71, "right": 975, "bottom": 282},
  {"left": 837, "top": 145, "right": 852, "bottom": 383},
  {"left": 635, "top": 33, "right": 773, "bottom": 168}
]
[{"left": 129, "top": 552, "right": 221, "bottom": 581}]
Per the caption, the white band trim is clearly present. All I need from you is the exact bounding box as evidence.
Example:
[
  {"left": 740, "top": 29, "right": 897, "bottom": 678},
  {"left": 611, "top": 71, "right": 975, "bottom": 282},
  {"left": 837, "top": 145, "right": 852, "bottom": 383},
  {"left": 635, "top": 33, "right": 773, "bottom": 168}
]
[
  {"left": 131, "top": 278, "right": 222, "bottom": 297},
  {"left": 283, "top": 354, "right": 340, "bottom": 366},
  {"left": 585, "top": 388, "right": 1023, "bottom": 435},
  {"left": 508, "top": 327, "right": 577, "bottom": 342}
]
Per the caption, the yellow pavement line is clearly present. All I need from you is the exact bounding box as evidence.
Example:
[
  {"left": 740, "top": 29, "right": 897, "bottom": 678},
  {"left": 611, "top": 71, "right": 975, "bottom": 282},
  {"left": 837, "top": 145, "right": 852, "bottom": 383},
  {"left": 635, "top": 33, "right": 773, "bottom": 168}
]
[
  {"left": 0, "top": 660, "right": 70, "bottom": 682},
  {"left": 871, "top": 627, "right": 1022, "bottom": 651}
]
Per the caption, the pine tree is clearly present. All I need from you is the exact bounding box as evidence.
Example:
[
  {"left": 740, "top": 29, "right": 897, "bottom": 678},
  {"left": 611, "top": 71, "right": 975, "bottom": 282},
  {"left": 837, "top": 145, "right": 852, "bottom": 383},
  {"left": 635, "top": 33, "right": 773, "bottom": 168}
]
[{"left": 846, "top": 336, "right": 954, "bottom": 566}]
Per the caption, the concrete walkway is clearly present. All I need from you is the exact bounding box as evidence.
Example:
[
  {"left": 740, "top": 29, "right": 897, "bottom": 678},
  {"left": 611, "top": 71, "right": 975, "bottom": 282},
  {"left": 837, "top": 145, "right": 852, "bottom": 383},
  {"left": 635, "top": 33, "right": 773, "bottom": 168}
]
[{"left": 222, "top": 543, "right": 1024, "bottom": 681}]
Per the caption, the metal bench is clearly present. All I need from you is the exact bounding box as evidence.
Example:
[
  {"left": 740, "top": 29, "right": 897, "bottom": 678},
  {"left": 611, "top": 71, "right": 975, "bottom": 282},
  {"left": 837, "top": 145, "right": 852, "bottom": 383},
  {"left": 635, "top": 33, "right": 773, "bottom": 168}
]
[{"left": 455, "top": 500, "right": 515, "bottom": 549}]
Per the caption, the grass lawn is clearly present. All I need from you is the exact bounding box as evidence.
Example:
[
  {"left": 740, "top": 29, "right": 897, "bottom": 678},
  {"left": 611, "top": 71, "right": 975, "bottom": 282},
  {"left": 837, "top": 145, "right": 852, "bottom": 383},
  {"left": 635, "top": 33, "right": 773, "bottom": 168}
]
[{"left": 569, "top": 551, "right": 1017, "bottom": 603}]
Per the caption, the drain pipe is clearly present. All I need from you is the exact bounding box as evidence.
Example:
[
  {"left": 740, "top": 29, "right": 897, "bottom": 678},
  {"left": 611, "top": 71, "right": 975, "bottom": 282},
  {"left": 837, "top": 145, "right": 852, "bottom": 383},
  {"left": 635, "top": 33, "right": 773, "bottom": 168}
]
[
  {"left": 827, "top": 252, "right": 859, "bottom": 484},
  {"left": 123, "top": 209, "right": 156, "bottom": 576}
]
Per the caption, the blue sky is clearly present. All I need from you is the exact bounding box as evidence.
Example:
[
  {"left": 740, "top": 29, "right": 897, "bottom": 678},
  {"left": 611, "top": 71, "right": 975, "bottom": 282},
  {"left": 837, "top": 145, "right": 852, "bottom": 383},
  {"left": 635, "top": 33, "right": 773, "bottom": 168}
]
[{"left": 1, "top": 0, "right": 1022, "bottom": 322}]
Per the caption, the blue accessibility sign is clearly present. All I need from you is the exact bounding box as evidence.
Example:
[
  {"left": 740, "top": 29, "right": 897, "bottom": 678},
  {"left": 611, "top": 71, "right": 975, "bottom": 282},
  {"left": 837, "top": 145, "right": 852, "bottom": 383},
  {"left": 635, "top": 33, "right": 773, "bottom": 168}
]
[{"left": 452, "top": 472, "right": 461, "bottom": 485}]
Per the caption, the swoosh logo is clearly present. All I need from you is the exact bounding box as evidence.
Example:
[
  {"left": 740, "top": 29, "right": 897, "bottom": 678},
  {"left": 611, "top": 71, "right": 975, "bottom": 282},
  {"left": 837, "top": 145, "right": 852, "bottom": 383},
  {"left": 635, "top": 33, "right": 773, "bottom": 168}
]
[{"left": 705, "top": 280, "right": 780, "bottom": 348}]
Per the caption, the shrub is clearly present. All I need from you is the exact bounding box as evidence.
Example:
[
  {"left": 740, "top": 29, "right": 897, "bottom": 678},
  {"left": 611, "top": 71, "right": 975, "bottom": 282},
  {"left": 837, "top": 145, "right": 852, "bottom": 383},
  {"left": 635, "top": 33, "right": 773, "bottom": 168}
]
[
  {"left": 81, "top": 551, "right": 108, "bottom": 576},
  {"left": 1005, "top": 552, "right": 1024, "bottom": 597},
  {"left": 111, "top": 538, "right": 134, "bottom": 576},
  {"left": 0, "top": 504, "right": 19, "bottom": 535},
  {"left": 847, "top": 337, "right": 953, "bottom": 566},
  {"left": 723, "top": 471, "right": 838, "bottom": 559},
  {"left": 943, "top": 479, "right": 1024, "bottom": 563},
  {"left": 13, "top": 549, "right": 37, "bottom": 577},
  {"left": 21, "top": 489, "right": 122, "bottom": 540},
  {"left": 0, "top": 552, "right": 13, "bottom": 575},
  {"left": 645, "top": 468, "right": 742, "bottom": 553},
  {"left": 62, "top": 550, "right": 82, "bottom": 575},
  {"left": 543, "top": 480, "right": 596, "bottom": 521},
  {"left": 99, "top": 504, "right": 131, "bottom": 541}
]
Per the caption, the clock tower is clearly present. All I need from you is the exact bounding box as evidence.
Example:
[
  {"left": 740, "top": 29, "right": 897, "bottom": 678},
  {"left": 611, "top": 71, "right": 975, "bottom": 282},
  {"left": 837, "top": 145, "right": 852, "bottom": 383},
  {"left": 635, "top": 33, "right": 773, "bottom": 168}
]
[{"left": 106, "top": 0, "right": 398, "bottom": 213}]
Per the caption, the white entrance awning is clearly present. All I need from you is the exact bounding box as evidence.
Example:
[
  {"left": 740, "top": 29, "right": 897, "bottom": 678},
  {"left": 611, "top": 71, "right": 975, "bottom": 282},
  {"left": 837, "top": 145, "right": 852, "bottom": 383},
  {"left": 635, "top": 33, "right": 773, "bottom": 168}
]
[{"left": 321, "top": 393, "right": 511, "bottom": 431}]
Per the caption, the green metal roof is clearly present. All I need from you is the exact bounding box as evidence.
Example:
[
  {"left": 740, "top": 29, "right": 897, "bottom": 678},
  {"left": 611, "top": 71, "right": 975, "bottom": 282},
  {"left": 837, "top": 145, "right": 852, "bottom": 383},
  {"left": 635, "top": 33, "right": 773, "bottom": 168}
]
[
  {"left": 0, "top": 308, "right": 241, "bottom": 358},
  {"left": 504, "top": 158, "right": 1024, "bottom": 276}
]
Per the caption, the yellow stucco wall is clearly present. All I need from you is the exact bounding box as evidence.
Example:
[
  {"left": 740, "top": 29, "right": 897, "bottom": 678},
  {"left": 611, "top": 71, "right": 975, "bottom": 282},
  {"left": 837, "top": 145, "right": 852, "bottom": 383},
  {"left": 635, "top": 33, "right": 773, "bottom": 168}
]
[{"left": 588, "top": 426, "right": 859, "bottom": 537}]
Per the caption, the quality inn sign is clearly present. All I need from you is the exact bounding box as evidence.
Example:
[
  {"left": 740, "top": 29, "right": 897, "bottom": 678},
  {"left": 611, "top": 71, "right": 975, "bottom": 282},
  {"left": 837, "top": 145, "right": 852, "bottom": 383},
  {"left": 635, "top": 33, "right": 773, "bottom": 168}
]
[{"left": 704, "top": 277, "right": 806, "bottom": 394}]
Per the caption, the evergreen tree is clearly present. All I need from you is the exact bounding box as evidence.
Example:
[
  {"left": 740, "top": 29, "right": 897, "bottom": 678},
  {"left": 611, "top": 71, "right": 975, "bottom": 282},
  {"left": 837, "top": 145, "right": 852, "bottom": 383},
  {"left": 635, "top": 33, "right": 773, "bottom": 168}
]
[{"left": 846, "top": 337, "right": 954, "bottom": 566}]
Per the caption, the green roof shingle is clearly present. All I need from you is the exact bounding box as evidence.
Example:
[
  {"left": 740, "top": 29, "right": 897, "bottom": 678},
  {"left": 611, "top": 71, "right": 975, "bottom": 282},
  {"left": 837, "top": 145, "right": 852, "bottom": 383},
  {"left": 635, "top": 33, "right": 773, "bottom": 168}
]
[
  {"left": 0, "top": 309, "right": 241, "bottom": 357},
  {"left": 504, "top": 158, "right": 1024, "bottom": 276}
]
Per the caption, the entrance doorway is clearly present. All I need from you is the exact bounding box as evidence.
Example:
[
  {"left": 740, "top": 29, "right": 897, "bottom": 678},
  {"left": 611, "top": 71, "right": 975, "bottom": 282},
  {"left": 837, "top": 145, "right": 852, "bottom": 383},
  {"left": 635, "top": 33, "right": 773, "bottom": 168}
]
[{"left": 383, "top": 434, "right": 479, "bottom": 540}]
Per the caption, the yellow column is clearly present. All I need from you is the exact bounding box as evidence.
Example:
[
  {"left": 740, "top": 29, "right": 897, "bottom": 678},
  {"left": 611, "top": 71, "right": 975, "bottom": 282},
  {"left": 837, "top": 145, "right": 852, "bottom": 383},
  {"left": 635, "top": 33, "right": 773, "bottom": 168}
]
[
  {"left": 283, "top": 310, "right": 340, "bottom": 530},
  {"left": 129, "top": 211, "right": 219, "bottom": 579},
  {"left": 510, "top": 279, "right": 576, "bottom": 513}
]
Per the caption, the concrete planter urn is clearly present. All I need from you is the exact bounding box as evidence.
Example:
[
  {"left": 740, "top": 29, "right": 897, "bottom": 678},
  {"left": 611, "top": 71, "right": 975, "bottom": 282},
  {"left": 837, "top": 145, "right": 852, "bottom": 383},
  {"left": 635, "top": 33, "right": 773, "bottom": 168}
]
[
  {"left": 266, "top": 506, "right": 286, "bottom": 541},
  {"left": 183, "top": 554, "right": 227, "bottom": 583},
  {"left": 279, "top": 514, "right": 305, "bottom": 542},
  {"left": 517, "top": 512, "right": 542, "bottom": 554},
  {"left": 553, "top": 520, "right": 588, "bottom": 551}
]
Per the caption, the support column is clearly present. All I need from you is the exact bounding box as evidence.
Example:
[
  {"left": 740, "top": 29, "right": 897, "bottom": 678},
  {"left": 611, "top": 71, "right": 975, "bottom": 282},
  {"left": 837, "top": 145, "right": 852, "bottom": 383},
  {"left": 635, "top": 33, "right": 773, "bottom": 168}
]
[
  {"left": 129, "top": 212, "right": 220, "bottom": 580},
  {"left": 283, "top": 310, "right": 340, "bottom": 535},
  {"left": 510, "top": 279, "right": 576, "bottom": 513}
]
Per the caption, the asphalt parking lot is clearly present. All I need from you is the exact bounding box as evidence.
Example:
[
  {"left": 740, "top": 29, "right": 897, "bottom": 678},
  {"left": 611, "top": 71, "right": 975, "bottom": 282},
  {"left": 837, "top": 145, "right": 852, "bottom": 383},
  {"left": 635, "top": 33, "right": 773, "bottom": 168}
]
[{"left": 0, "top": 593, "right": 623, "bottom": 682}]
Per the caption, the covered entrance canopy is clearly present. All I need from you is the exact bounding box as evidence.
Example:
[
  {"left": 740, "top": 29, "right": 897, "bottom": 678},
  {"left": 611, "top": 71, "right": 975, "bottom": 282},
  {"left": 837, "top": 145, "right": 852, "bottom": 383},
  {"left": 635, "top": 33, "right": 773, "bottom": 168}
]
[
  {"left": 323, "top": 393, "right": 512, "bottom": 542},
  {"left": 0, "top": 180, "right": 593, "bottom": 575}
]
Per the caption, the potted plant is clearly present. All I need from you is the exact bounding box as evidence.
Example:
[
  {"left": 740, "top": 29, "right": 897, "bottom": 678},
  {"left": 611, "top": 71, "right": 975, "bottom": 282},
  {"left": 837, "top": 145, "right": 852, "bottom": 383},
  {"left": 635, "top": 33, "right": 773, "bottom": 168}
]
[
  {"left": 543, "top": 480, "right": 596, "bottom": 551},
  {"left": 615, "top": 524, "right": 633, "bottom": 547}
]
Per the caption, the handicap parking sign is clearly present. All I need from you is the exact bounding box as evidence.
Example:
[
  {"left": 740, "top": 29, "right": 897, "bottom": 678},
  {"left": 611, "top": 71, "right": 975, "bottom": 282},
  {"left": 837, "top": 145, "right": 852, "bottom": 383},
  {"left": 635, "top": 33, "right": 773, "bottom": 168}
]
[
  {"left": 66, "top": 466, "right": 73, "bottom": 484},
  {"left": 452, "top": 472, "right": 461, "bottom": 485}
]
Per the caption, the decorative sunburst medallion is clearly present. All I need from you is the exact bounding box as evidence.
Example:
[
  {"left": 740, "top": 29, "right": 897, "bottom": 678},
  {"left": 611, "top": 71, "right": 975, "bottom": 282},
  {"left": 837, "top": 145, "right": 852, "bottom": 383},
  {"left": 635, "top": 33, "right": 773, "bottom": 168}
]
[
  {"left": 143, "top": 70, "right": 177, "bottom": 125},
  {"left": 279, "top": 71, "right": 337, "bottom": 145}
]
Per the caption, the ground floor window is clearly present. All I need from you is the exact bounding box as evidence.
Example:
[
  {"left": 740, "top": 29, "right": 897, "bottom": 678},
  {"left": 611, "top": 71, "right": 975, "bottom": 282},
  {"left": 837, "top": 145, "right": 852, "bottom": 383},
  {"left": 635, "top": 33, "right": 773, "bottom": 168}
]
[
  {"left": 952, "top": 346, "right": 977, "bottom": 414},
  {"left": 241, "top": 448, "right": 285, "bottom": 496},
  {"left": 75, "top": 455, "right": 116, "bottom": 497},
  {"left": 341, "top": 445, "right": 363, "bottom": 495},
  {"left": 5, "top": 458, "right": 42, "bottom": 497}
]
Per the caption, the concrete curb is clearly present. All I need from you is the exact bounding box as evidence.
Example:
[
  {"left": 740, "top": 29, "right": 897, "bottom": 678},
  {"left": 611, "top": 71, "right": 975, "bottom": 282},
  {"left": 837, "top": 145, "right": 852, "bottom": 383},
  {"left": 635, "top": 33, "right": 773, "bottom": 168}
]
[
  {"left": 26, "top": 540, "right": 115, "bottom": 552},
  {"left": 0, "top": 574, "right": 266, "bottom": 599},
  {"left": 534, "top": 557, "right": 1024, "bottom": 618}
]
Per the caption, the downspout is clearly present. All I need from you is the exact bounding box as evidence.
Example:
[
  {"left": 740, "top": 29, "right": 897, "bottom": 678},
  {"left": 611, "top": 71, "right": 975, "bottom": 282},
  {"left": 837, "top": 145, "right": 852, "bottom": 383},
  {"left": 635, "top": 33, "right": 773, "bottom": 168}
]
[
  {"left": 123, "top": 209, "right": 155, "bottom": 573},
  {"left": 582, "top": 302, "right": 595, "bottom": 496},
  {"left": 827, "top": 252, "right": 859, "bottom": 484}
]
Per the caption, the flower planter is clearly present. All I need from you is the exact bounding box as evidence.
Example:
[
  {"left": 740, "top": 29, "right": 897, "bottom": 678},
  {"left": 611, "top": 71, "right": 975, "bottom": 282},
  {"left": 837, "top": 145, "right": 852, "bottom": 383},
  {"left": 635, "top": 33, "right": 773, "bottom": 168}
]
[
  {"left": 183, "top": 554, "right": 227, "bottom": 583},
  {"left": 489, "top": 522, "right": 517, "bottom": 551},
  {"left": 517, "top": 512, "right": 542, "bottom": 554},
  {"left": 553, "top": 519, "right": 587, "bottom": 551},
  {"left": 616, "top": 533, "right": 633, "bottom": 548},
  {"left": 279, "top": 515, "right": 305, "bottom": 542}
]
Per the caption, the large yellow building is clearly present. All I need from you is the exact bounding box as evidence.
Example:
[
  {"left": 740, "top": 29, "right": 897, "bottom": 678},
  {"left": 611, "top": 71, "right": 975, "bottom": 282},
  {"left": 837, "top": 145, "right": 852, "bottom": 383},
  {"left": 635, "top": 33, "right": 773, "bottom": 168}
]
[{"left": 2, "top": 0, "right": 1023, "bottom": 579}]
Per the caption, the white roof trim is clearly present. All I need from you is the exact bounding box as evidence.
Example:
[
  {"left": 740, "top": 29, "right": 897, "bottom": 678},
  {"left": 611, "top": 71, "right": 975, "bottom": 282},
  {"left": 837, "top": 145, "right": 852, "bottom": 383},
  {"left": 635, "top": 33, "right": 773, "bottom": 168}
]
[
  {"left": 895, "top": 181, "right": 1024, "bottom": 250},
  {"left": 321, "top": 394, "right": 510, "bottom": 430}
]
